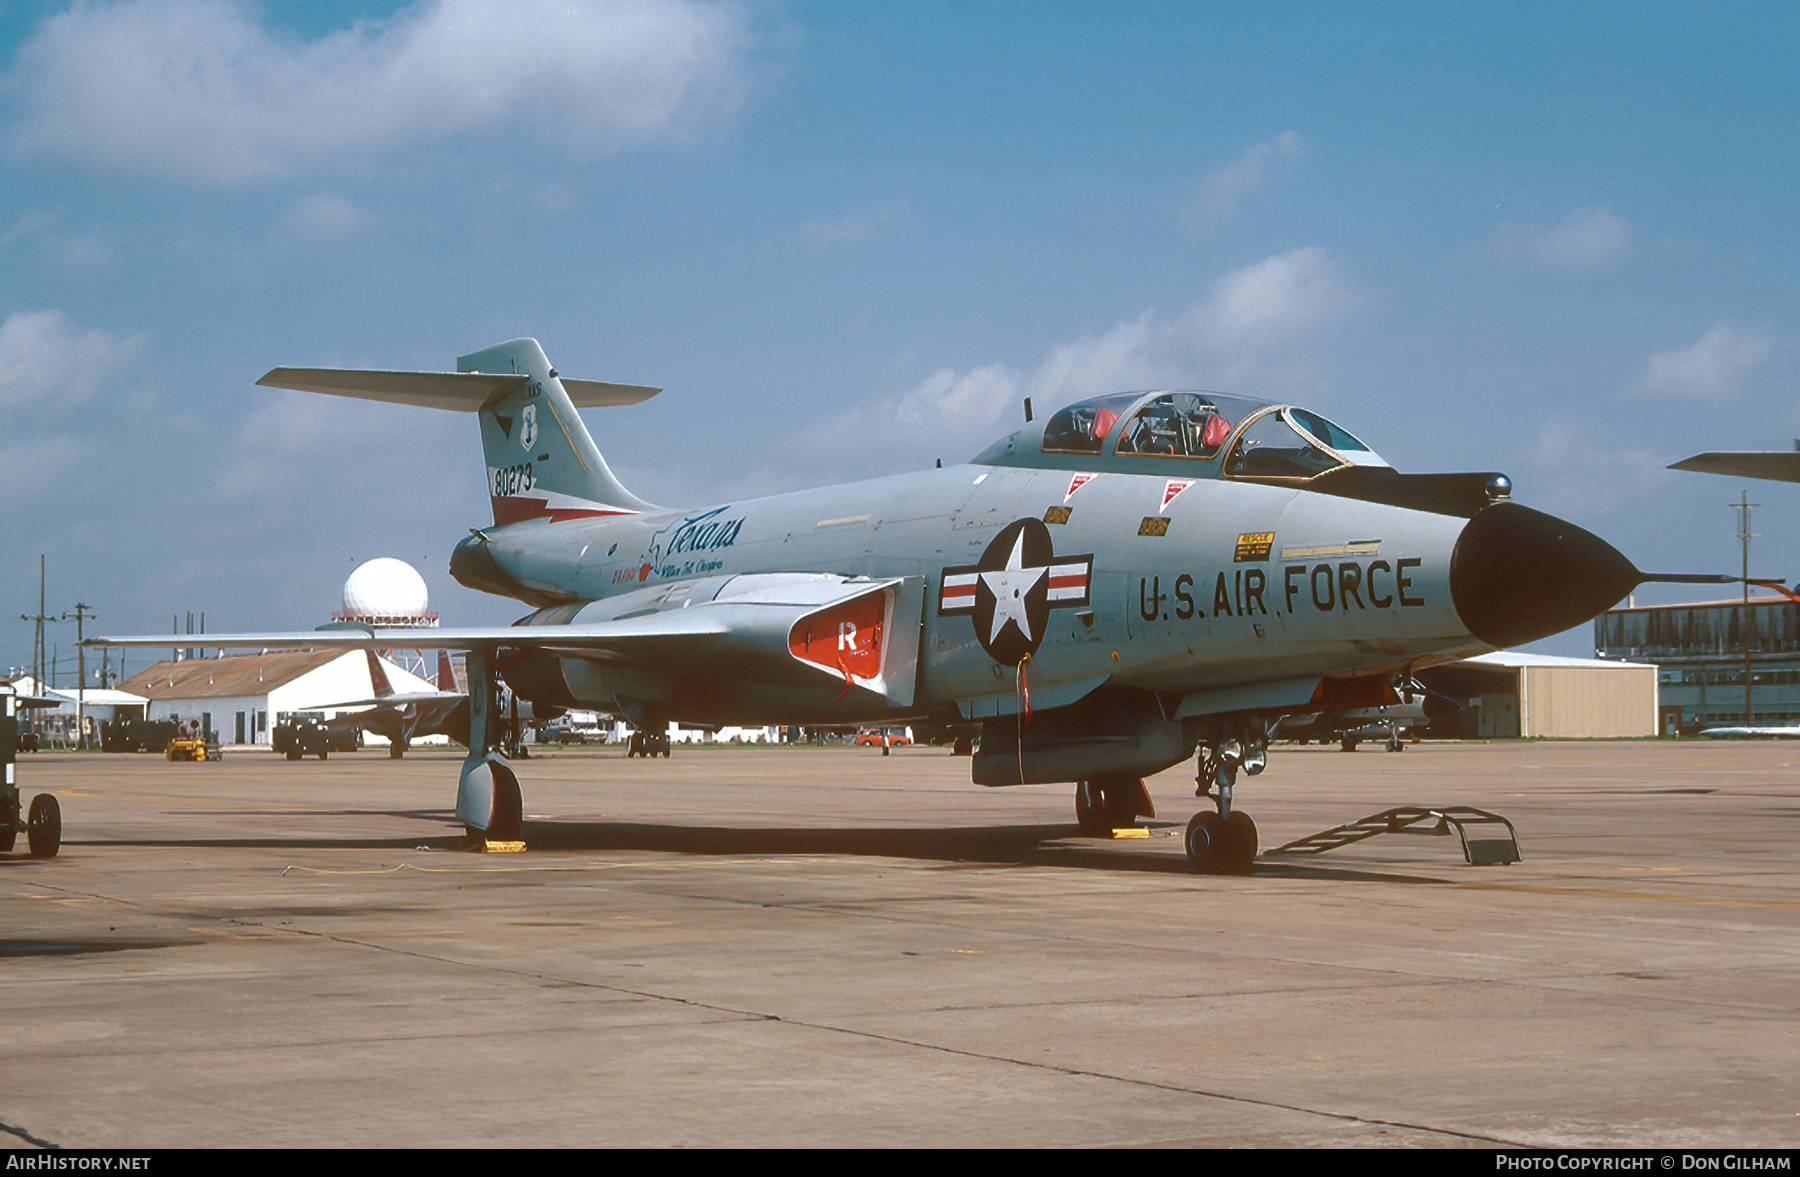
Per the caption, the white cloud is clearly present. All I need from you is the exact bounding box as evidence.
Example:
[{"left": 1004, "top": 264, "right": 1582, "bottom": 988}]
[
  {"left": 0, "top": 310, "right": 144, "bottom": 414},
  {"left": 7, "top": 0, "right": 759, "bottom": 184},
  {"left": 60, "top": 232, "right": 113, "bottom": 270},
  {"left": 0, "top": 436, "right": 86, "bottom": 494},
  {"left": 1189, "top": 131, "right": 1305, "bottom": 225},
  {"left": 848, "top": 248, "right": 1358, "bottom": 461},
  {"left": 1516, "top": 419, "right": 1660, "bottom": 519},
  {"left": 1489, "top": 206, "right": 1634, "bottom": 272},
  {"left": 213, "top": 393, "right": 457, "bottom": 497},
  {"left": 1640, "top": 322, "right": 1773, "bottom": 398},
  {"left": 0, "top": 210, "right": 57, "bottom": 249},
  {"left": 801, "top": 205, "right": 899, "bottom": 246},
  {"left": 279, "top": 194, "right": 378, "bottom": 243}
]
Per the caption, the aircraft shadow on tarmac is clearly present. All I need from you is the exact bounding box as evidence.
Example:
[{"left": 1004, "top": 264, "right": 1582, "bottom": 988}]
[
  {"left": 52, "top": 810, "right": 1460, "bottom": 884},
  {"left": 525, "top": 819, "right": 1455, "bottom": 883}
]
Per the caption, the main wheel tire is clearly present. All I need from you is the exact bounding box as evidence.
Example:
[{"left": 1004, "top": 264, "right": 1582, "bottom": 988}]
[
  {"left": 1074, "top": 782, "right": 1109, "bottom": 836},
  {"left": 286, "top": 749, "right": 301, "bottom": 761},
  {"left": 27, "top": 794, "right": 61, "bottom": 859},
  {"left": 487, "top": 764, "right": 523, "bottom": 842},
  {"left": 1097, "top": 775, "right": 1148, "bottom": 825}
]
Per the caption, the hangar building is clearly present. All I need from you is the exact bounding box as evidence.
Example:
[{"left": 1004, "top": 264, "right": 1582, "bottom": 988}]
[{"left": 1419, "top": 651, "right": 1659, "bottom": 739}]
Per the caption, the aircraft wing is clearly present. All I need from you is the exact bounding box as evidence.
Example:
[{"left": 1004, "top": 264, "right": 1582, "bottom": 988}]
[
  {"left": 1668, "top": 451, "right": 1800, "bottom": 483},
  {"left": 87, "top": 616, "right": 731, "bottom": 656},
  {"left": 86, "top": 573, "right": 923, "bottom": 707},
  {"left": 298, "top": 690, "right": 467, "bottom": 710}
]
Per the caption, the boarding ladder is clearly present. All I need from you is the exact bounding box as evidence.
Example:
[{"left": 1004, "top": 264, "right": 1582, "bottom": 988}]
[{"left": 1267, "top": 806, "right": 1520, "bottom": 865}]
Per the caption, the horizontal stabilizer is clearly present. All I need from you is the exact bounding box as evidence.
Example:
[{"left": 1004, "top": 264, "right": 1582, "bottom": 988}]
[
  {"left": 561, "top": 379, "right": 662, "bottom": 407},
  {"left": 1668, "top": 451, "right": 1800, "bottom": 484},
  {"left": 257, "top": 368, "right": 660, "bottom": 412}
]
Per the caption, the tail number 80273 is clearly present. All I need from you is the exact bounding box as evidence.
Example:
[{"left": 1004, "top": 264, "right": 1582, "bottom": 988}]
[{"left": 491, "top": 463, "right": 536, "bottom": 497}]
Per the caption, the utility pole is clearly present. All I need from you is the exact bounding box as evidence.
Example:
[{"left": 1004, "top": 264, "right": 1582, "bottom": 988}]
[
  {"left": 19, "top": 555, "right": 49, "bottom": 691},
  {"left": 1734, "top": 493, "right": 1759, "bottom": 726},
  {"left": 62, "top": 603, "right": 94, "bottom": 749},
  {"left": 18, "top": 555, "right": 50, "bottom": 746}
]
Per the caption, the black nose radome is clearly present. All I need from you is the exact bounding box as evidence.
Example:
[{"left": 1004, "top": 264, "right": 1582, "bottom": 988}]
[{"left": 1450, "top": 502, "right": 1640, "bottom": 648}]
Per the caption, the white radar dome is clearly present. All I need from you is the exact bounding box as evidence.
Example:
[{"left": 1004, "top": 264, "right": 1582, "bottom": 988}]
[{"left": 342, "top": 558, "right": 430, "bottom": 620}]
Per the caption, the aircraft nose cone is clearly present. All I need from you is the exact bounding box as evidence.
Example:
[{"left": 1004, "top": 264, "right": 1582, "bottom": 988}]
[{"left": 1450, "top": 502, "right": 1640, "bottom": 648}]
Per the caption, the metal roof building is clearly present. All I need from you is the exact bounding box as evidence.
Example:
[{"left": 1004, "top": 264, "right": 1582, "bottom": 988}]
[{"left": 116, "top": 650, "right": 437, "bottom": 746}]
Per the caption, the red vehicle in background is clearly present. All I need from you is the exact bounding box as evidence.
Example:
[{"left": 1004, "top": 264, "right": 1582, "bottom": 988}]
[{"left": 854, "top": 726, "right": 912, "bottom": 748}]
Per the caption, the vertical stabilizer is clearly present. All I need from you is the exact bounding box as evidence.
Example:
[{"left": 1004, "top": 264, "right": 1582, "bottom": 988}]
[
  {"left": 365, "top": 650, "right": 395, "bottom": 699},
  {"left": 459, "top": 339, "right": 654, "bottom": 525}
]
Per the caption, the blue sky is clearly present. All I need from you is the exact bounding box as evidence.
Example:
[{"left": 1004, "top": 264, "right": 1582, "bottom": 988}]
[{"left": 2, "top": 0, "right": 1796, "bottom": 680}]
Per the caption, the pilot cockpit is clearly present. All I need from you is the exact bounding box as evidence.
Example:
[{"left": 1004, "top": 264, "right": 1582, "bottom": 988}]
[{"left": 1033, "top": 390, "right": 1386, "bottom": 481}]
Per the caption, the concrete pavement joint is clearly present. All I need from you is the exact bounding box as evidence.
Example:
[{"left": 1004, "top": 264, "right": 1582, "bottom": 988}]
[
  {"left": 0, "top": 1118, "right": 59, "bottom": 1149},
  {"left": 239, "top": 918, "right": 1528, "bottom": 1147}
]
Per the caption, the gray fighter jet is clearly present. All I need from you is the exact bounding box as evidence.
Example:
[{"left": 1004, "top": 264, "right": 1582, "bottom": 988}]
[{"left": 91, "top": 338, "right": 1649, "bottom": 871}]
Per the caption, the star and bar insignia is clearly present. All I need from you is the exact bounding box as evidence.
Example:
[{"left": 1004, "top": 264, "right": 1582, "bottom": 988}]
[{"left": 938, "top": 517, "right": 1093, "bottom": 666}]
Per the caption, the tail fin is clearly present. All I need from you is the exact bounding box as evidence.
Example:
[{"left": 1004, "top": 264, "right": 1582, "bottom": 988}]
[
  {"left": 458, "top": 339, "right": 656, "bottom": 525},
  {"left": 436, "top": 650, "right": 456, "bottom": 692},
  {"left": 257, "top": 337, "right": 660, "bottom": 526},
  {"left": 365, "top": 649, "right": 395, "bottom": 699}
]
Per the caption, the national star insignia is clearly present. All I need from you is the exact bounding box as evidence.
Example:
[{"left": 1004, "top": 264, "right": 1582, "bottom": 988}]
[{"left": 979, "top": 530, "right": 1046, "bottom": 644}]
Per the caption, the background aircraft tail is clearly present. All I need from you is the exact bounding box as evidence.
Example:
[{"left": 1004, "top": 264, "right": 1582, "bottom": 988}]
[{"left": 258, "top": 337, "right": 661, "bottom": 526}]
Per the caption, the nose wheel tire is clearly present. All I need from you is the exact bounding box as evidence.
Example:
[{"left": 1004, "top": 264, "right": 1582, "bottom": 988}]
[{"left": 1184, "top": 809, "right": 1257, "bottom": 874}]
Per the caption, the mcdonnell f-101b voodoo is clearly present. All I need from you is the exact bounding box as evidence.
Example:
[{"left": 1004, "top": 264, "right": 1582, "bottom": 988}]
[{"left": 92, "top": 338, "right": 1652, "bottom": 871}]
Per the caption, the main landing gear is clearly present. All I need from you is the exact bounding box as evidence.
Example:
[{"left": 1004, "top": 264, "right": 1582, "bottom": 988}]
[
  {"left": 1073, "top": 776, "right": 1154, "bottom": 836},
  {"left": 457, "top": 648, "right": 524, "bottom": 848},
  {"left": 1185, "top": 719, "right": 1268, "bottom": 874}
]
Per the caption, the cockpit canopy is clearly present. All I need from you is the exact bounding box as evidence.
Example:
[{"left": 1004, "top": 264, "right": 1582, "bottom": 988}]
[{"left": 1027, "top": 390, "right": 1386, "bottom": 481}]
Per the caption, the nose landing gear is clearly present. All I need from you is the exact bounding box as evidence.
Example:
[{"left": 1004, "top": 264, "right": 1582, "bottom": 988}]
[{"left": 1187, "top": 717, "right": 1267, "bottom": 873}]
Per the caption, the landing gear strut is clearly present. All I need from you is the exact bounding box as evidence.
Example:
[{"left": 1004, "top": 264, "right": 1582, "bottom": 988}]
[
  {"left": 458, "top": 648, "right": 523, "bottom": 846},
  {"left": 1187, "top": 717, "right": 1266, "bottom": 874}
]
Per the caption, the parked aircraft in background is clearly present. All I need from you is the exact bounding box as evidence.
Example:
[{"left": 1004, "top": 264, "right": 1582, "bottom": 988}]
[
  {"left": 303, "top": 650, "right": 470, "bottom": 759},
  {"left": 94, "top": 338, "right": 1664, "bottom": 871},
  {"left": 1274, "top": 677, "right": 1458, "bottom": 751},
  {"left": 1699, "top": 724, "right": 1800, "bottom": 739}
]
